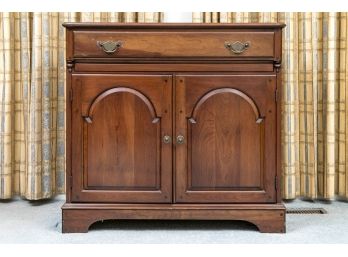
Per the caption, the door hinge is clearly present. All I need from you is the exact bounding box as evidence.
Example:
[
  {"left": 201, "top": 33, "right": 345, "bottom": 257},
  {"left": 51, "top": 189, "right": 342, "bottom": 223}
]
[
  {"left": 69, "top": 89, "right": 73, "bottom": 102},
  {"left": 275, "top": 89, "right": 278, "bottom": 102},
  {"left": 275, "top": 175, "right": 278, "bottom": 190},
  {"left": 70, "top": 175, "right": 73, "bottom": 190},
  {"left": 67, "top": 59, "right": 74, "bottom": 73}
]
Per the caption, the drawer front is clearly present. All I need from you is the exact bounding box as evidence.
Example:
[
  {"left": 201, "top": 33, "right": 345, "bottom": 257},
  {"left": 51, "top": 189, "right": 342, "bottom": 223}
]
[{"left": 73, "top": 31, "right": 275, "bottom": 58}]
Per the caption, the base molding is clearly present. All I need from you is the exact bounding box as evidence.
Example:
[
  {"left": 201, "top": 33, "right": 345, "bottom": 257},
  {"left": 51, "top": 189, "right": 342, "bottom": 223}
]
[{"left": 62, "top": 203, "right": 286, "bottom": 233}]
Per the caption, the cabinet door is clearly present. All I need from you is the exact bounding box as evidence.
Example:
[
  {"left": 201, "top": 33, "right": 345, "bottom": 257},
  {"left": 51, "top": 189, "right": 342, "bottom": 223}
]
[
  {"left": 175, "top": 74, "right": 277, "bottom": 203},
  {"left": 71, "top": 74, "right": 172, "bottom": 203}
]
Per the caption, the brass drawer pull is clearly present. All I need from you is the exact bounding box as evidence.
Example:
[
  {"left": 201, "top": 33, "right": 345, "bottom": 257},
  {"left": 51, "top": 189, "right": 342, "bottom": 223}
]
[
  {"left": 97, "top": 40, "right": 122, "bottom": 54},
  {"left": 224, "top": 41, "right": 250, "bottom": 54}
]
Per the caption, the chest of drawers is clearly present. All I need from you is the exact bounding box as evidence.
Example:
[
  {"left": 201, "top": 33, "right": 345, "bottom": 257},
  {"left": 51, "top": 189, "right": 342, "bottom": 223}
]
[{"left": 62, "top": 23, "right": 286, "bottom": 233}]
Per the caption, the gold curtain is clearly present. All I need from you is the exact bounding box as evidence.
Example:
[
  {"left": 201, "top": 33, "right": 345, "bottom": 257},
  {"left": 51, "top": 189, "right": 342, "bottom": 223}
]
[
  {"left": 193, "top": 12, "right": 348, "bottom": 200},
  {"left": 0, "top": 12, "right": 162, "bottom": 200}
]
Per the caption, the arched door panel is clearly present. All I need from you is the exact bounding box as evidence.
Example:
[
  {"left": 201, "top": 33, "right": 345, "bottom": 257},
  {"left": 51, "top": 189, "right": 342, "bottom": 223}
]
[
  {"left": 85, "top": 88, "right": 160, "bottom": 189},
  {"left": 189, "top": 88, "right": 263, "bottom": 190},
  {"left": 175, "top": 75, "right": 276, "bottom": 203},
  {"left": 71, "top": 74, "right": 172, "bottom": 203}
]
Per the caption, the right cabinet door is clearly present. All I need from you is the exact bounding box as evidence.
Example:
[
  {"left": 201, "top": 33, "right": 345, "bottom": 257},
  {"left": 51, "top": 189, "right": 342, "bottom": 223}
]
[{"left": 175, "top": 74, "right": 277, "bottom": 203}]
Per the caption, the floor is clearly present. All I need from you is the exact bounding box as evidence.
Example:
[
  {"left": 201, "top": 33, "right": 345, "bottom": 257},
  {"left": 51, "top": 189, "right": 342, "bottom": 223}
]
[{"left": 0, "top": 195, "right": 347, "bottom": 243}]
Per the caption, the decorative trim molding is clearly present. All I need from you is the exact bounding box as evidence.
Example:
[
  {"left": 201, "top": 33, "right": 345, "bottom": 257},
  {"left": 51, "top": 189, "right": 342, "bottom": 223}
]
[
  {"left": 84, "top": 87, "right": 160, "bottom": 124},
  {"left": 190, "top": 87, "right": 263, "bottom": 123}
]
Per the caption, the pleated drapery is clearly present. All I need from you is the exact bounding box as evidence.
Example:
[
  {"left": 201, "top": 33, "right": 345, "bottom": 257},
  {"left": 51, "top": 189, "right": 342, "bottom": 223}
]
[
  {"left": 0, "top": 12, "right": 162, "bottom": 200},
  {"left": 2, "top": 12, "right": 348, "bottom": 201},
  {"left": 193, "top": 12, "right": 348, "bottom": 200}
]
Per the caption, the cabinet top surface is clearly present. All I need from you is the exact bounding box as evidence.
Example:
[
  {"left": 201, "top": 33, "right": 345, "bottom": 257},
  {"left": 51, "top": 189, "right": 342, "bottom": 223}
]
[{"left": 63, "top": 22, "right": 286, "bottom": 29}]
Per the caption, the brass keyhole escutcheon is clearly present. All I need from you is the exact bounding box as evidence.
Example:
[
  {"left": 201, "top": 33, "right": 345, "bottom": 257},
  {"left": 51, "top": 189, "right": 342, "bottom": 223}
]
[
  {"left": 176, "top": 135, "right": 185, "bottom": 144},
  {"left": 163, "top": 135, "right": 171, "bottom": 144}
]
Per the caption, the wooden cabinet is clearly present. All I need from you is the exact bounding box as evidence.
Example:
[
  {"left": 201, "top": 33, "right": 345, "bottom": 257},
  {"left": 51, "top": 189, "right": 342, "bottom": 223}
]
[{"left": 62, "top": 23, "right": 286, "bottom": 233}]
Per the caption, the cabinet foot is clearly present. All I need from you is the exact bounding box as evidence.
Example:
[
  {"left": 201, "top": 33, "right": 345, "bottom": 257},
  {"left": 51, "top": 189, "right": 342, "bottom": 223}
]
[
  {"left": 62, "top": 217, "right": 96, "bottom": 233},
  {"left": 251, "top": 219, "right": 286, "bottom": 233}
]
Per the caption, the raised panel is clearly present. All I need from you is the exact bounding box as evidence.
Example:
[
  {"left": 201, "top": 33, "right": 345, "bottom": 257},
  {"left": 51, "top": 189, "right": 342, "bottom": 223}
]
[
  {"left": 175, "top": 74, "right": 276, "bottom": 203},
  {"left": 71, "top": 74, "right": 172, "bottom": 203},
  {"left": 84, "top": 88, "right": 160, "bottom": 190},
  {"left": 188, "top": 88, "right": 264, "bottom": 190}
]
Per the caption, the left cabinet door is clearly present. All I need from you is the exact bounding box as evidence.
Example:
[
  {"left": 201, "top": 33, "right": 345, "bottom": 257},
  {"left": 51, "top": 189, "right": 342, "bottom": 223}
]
[{"left": 70, "top": 74, "right": 172, "bottom": 203}]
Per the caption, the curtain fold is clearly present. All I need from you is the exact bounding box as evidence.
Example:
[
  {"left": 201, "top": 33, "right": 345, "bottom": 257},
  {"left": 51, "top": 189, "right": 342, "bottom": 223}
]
[
  {"left": 2, "top": 12, "right": 348, "bottom": 201},
  {"left": 0, "top": 12, "right": 162, "bottom": 200},
  {"left": 193, "top": 12, "right": 348, "bottom": 200}
]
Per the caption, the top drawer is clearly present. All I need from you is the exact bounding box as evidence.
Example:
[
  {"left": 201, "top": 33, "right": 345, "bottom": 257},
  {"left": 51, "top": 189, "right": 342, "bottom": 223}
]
[{"left": 73, "top": 31, "right": 275, "bottom": 58}]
